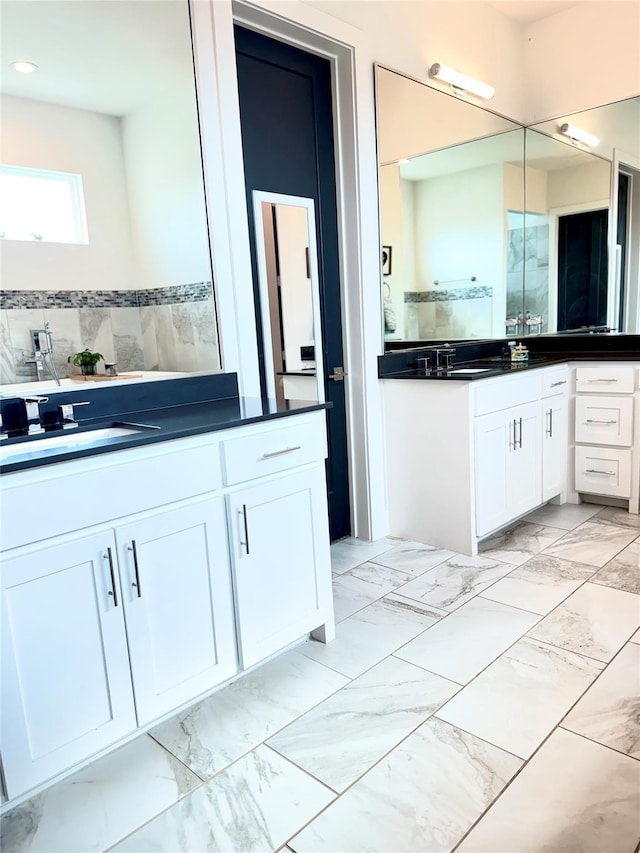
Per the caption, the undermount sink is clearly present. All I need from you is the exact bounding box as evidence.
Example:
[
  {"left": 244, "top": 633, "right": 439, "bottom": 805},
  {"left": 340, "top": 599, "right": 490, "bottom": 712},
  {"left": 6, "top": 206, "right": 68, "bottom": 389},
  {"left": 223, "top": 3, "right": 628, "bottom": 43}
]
[
  {"left": 0, "top": 425, "right": 156, "bottom": 465},
  {"left": 448, "top": 368, "right": 493, "bottom": 374}
]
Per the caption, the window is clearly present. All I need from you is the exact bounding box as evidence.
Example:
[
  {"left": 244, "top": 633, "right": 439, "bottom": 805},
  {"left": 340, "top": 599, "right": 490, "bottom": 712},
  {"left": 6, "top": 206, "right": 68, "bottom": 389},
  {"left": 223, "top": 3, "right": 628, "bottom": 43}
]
[{"left": 0, "top": 164, "right": 88, "bottom": 244}]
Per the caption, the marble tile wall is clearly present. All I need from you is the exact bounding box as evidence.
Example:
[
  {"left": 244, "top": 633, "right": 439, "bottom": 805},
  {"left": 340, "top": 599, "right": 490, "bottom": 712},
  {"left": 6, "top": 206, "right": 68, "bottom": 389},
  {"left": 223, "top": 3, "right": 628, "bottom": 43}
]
[
  {"left": 507, "top": 217, "right": 550, "bottom": 329},
  {"left": 0, "top": 284, "right": 219, "bottom": 384}
]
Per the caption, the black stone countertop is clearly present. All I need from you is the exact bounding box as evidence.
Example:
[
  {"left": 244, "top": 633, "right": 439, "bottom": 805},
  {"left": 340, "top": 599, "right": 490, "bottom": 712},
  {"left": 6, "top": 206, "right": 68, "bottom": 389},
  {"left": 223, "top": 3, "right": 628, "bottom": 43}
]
[
  {"left": 379, "top": 334, "right": 640, "bottom": 380},
  {"left": 0, "top": 374, "right": 329, "bottom": 475}
]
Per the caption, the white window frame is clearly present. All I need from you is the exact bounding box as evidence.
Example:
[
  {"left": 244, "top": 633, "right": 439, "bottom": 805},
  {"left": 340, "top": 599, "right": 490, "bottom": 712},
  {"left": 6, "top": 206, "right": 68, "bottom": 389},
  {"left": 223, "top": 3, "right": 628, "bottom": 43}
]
[{"left": 0, "top": 163, "right": 89, "bottom": 244}]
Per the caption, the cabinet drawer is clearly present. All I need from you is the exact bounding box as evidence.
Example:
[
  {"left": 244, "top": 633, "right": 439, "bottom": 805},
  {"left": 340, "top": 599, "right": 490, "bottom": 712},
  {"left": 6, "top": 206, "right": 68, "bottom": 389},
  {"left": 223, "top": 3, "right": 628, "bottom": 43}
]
[
  {"left": 474, "top": 372, "right": 542, "bottom": 416},
  {"left": 575, "top": 366, "right": 636, "bottom": 394},
  {"left": 222, "top": 418, "right": 327, "bottom": 486},
  {"left": 575, "top": 446, "right": 632, "bottom": 497},
  {"left": 542, "top": 366, "right": 569, "bottom": 398},
  {"left": 575, "top": 396, "right": 634, "bottom": 447}
]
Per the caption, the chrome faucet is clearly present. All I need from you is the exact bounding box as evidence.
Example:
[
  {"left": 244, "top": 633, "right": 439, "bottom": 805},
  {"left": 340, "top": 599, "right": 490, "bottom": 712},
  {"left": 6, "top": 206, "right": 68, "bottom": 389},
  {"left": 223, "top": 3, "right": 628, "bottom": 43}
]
[
  {"left": 21, "top": 396, "right": 48, "bottom": 435},
  {"left": 58, "top": 401, "right": 91, "bottom": 429},
  {"left": 434, "top": 346, "right": 457, "bottom": 371}
]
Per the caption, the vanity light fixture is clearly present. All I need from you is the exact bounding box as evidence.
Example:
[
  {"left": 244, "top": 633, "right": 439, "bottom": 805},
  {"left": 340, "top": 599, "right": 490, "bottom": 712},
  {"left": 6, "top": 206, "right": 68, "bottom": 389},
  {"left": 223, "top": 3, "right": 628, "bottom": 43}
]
[
  {"left": 559, "top": 123, "right": 600, "bottom": 148},
  {"left": 428, "top": 63, "right": 495, "bottom": 100},
  {"left": 11, "top": 60, "right": 38, "bottom": 73}
]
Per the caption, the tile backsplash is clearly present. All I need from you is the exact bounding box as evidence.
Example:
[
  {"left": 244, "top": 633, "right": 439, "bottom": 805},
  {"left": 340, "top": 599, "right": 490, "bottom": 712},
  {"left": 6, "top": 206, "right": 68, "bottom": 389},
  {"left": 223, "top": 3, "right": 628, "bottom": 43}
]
[{"left": 0, "top": 283, "right": 220, "bottom": 385}]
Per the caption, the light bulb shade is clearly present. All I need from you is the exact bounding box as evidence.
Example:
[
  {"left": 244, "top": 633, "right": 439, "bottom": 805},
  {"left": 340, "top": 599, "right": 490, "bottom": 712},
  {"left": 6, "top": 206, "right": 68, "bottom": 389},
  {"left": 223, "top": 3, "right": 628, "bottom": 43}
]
[
  {"left": 11, "top": 60, "right": 38, "bottom": 73},
  {"left": 429, "top": 63, "right": 495, "bottom": 100},
  {"left": 559, "top": 123, "right": 599, "bottom": 148}
]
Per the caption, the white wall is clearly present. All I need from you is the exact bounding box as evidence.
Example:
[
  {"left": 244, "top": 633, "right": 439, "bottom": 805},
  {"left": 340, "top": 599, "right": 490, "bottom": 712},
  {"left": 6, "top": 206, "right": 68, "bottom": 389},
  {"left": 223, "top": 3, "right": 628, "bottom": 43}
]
[
  {"left": 413, "top": 165, "right": 504, "bottom": 289},
  {"left": 524, "top": 1, "right": 640, "bottom": 123},
  {"left": 305, "top": 0, "right": 526, "bottom": 121},
  {"left": 379, "top": 164, "right": 406, "bottom": 339},
  {"left": 1, "top": 95, "right": 139, "bottom": 291},
  {"left": 121, "top": 80, "right": 212, "bottom": 288},
  {"left": 547, "top": 161, "right": 612, "bottom": 210}
]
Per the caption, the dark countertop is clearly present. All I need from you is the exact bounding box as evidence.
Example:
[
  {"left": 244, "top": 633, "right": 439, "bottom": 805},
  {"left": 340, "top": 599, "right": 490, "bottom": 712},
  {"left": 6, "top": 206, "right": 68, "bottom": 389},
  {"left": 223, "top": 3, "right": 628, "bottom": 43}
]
[
  {"left": 378, "top": 334, "right": 640, "bottom": 380},
  {"left": 0, "top": 396, "right": 329, "bottom": 475}
]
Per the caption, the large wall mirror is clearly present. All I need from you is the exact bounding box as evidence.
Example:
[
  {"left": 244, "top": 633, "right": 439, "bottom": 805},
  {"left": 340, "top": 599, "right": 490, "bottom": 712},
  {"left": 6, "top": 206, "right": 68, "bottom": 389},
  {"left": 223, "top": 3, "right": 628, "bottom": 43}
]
[
  {"left": 376, "top": 65, "right": 640, "bottom": 347},
  {"left": 0, "top": 0, "right": 221, "bottom": 386}
]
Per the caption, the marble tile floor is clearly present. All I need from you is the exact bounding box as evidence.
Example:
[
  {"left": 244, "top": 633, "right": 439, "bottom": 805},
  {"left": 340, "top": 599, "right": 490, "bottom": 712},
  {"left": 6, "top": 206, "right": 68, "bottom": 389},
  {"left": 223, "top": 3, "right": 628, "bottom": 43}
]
[{"left": 2, "top": 501, "right": 639, "bottom": 853}]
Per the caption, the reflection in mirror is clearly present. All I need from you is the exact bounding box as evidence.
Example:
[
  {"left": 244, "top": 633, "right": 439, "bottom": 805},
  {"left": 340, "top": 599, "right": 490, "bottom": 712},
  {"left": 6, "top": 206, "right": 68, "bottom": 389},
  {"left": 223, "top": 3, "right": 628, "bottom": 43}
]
[
  {"left": 0, "top": 0, "right": 220, "bottom": 387},
  {"left": 252, "top": 192, "right": 324, "bottom": 404},
  {"left": 526, "top": 99, "right": 640, "bottom": 334},
  {"left": 375, "top": 66, "right": 524, "bottom": 344},
  {"left": 522, "top": 130, "right": 611, "bottom": 334}
]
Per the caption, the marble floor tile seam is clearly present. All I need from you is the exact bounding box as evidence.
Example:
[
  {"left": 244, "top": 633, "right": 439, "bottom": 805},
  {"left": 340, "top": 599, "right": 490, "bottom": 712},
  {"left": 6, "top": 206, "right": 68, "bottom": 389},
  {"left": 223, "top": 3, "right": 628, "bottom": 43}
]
[
  {"left": 446, "top": 710, "right": 632, "bottom": 853},
  {"left": 476, "top": 567, "right": 599, "bottom": 616},
  {"left": 557, "top": 724, "right": 640, "bottom": 763},
  {"left": 105, "top": 744, "right": 340, "bottom": 853}
]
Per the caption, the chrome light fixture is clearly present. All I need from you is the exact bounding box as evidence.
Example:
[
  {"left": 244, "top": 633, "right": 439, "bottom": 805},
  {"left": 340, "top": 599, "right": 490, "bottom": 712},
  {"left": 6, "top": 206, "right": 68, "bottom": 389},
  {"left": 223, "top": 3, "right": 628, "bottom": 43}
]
[
  {"left": 559, "top": 123, "right": 600, "bottom": 148},
  {"left": 428, "top": 63, "right": 495, "bottom": 100}
]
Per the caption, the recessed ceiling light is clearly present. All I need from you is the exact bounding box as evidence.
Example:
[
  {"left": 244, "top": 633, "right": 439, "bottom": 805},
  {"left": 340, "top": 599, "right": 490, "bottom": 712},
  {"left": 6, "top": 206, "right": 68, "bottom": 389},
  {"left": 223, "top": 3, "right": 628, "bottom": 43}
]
[{"left": 12, "top": 60, "right": 38, "bottom": 74}]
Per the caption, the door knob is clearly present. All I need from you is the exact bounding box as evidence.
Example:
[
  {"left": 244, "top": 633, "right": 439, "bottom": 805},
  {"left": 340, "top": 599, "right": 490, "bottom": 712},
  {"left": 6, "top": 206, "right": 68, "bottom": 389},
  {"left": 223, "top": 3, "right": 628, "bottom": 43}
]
[{"left": 329, "top": 366, "right": 346, "bottom": 381}]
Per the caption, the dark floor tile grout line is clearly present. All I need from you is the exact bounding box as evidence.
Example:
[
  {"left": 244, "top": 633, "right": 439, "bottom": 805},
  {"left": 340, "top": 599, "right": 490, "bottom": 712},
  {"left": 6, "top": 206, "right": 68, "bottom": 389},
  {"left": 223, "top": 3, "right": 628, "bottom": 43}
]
[{"left": 557, "top": 725, "right": 640, "bottom": 763}]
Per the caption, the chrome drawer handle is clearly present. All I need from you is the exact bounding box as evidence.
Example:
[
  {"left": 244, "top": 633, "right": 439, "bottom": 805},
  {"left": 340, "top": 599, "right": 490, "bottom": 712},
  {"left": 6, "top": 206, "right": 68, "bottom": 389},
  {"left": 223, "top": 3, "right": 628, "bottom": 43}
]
[
  {"left": 260, "top": 446, "right": 301, "bottom": 460},
  {"left": 104, "top": 548, "right": 118, "bottom": 607},
  {"left": 585, "top": 419, "right": 617, "bottom": 424},
  {"left": 128, "top": 541, "right": 142, "bottom": 598},
  {"left": 586, "top": 378, "right": 617, "bottom": 383},
  {"left": 585, "top": 468, "right": 616, "bottom": 476},
  {"left": 550, "top": 380, "right": 567, "bottom": 387}
]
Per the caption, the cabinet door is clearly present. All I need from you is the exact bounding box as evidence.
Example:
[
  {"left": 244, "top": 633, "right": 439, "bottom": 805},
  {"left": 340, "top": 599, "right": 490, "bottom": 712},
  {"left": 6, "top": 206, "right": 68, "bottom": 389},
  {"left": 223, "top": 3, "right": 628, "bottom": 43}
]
[
  {"left": 507, "top": 400, "right": 542, "bottom": 519},
  {"left": 475, "top": 401, "right": 542, "bottom": 538},
  {"left": 116, "top": 497, "right": 237, "bottom": 725},
  {"left": 543, "top": 398, "right": 568, "bottom": 502},
  {"left": 228, "top": 468, "right": 332, "bottom": 669},
  {"left": 475, "top": 410, "right": 511, "bottom": 537},
  {"left": 1, "top": 531, "right": 136, "bottom": 797}
]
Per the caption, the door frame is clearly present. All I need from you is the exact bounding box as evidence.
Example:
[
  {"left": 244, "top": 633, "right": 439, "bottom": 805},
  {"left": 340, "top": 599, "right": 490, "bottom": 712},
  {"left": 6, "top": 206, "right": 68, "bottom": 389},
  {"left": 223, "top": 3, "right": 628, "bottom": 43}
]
[
  {"left": 190, "top": 0, "right": 388, "bottom": 540},
  {"left": 610, "top": 149, "right": 640, "bottom": 333}
]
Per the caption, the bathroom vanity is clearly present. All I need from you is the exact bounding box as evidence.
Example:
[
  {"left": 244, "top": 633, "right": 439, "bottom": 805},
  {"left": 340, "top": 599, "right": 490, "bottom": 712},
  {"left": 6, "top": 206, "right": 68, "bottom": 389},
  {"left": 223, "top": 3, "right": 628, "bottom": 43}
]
[
  {"left": 0, "top": 375, "right": 334, "bottom": 801},
  {"left": 381, "top": 341, "right": 640, "bottom": 555}
]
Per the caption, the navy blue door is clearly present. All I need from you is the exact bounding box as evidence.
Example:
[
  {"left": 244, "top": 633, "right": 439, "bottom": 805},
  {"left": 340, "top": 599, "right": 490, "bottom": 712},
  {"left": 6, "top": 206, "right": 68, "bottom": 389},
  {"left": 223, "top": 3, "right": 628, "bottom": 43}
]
[
  {"left": 557, "top": 209, "right": 609, "bottom": 331},
  {"left": 234, "top": 26, "right": 351, "bottom": 541}
]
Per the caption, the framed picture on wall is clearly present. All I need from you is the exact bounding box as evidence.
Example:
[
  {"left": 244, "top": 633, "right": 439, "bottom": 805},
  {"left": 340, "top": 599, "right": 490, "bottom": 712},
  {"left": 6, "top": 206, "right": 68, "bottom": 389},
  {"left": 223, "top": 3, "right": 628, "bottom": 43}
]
[{"left": 382, "top": 245, "right": 392, "bottom": 275}]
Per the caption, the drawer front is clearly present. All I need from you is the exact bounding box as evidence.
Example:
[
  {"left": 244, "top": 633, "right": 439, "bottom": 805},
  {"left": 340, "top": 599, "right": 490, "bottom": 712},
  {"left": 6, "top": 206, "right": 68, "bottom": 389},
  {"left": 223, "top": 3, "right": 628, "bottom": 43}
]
[
  {"left": 474, "top": 372, "right": 542, "bottom": 416},
  {"left": 1, "top": 438, "right": 222, "bottom": 552},
  {"left": 575, "top": 366, "right": 636, "bottom": 394},
  {"left": 542, "top": 366, "right": 569, "bottom": 398},
  {"left": 222, "top": 418, "right": 327, "bottom": 486},
  {"left": 575, "top": 396, "right": 634, "bottom": 447},
  {"left": 575, "top": 446, "right": 632, "bottom": 497}
]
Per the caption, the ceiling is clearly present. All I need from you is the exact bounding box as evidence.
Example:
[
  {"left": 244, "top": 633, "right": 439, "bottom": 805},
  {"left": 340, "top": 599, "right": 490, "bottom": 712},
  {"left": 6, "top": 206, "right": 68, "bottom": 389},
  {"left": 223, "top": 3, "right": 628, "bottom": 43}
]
[{"left": 0, "top": 1, "right": 193, "bottom": 116}]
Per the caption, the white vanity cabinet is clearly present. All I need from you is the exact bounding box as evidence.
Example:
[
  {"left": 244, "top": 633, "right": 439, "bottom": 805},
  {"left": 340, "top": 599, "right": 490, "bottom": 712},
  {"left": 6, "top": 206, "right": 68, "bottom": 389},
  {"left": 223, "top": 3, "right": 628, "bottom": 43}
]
[
  {"left": 0, "top": 409, "right": 333, "bottom": 801},
  {"left": 475, "top": 400, "right": 541, "bottom": 537},
  {"left": 542, "top": 367, "right": 569, "bottom": 502},
  {"left": 0, "top": 530, "right": 137, "bottom": 797},
  {"left": 222, "top": 418, "right": 332, "bottom": 669},
  {"left": 115, "top": 496, "right": 236, "bottom": 725},
  {"left": 383, "top": 365, "right": 569, "bottom": 555},
  {"left": 573, "top": 364, "right": 639, "bottom": 511}
]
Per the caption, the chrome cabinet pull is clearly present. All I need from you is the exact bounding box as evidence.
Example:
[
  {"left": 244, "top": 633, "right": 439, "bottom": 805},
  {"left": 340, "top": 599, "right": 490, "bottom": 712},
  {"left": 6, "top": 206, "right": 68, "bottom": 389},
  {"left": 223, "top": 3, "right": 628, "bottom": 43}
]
[
  {"left": 545, "top": 409, "right": 552, "bottom": 437},
  {"left": 517, "top": 417, "right": 523, "bottom": 448},
  {"left": 128, "top": 541, "right": 142, "bottom": 598},
  {"left": 104, "top": 548, "right": 118, "bottom": 607},
  {"left": 238, "top": 505, "right": 250, "bottom": 555},
  {"left": 585, "top": 468, "right": 616, "bottom": 476},
  {"left": 550, "top": 380, "right": 567, "bottom": 387},
  {"left": 260, "top": 446, "right": 301, "bottom": 460},
  {"left": 586, "top": 378, "right": 617, "bottom": 383},
  {"left": 509, "top": 419, "right": 515, "bottom": 450},
  {"left": 585, "top": 419, "right": 617, "bottom": 424}
]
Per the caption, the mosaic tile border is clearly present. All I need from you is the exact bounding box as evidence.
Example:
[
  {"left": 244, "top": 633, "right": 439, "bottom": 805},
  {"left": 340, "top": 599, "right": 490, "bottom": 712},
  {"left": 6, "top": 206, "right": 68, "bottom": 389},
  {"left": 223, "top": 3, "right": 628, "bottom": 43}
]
[
  {"left": 0, "top": 282, "right": 213, "bottom": 310},
  {"left": 405, "top": 286, "right": 493, "bottom": 303}
]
